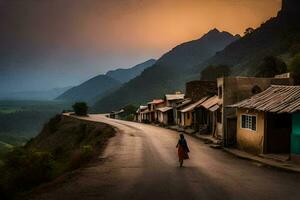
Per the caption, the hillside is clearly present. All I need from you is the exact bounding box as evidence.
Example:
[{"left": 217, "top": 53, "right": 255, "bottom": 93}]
[
  {"left": 57, "top": 59, "right": 155, "bottom": 103},
  {"left": 106, "top": 59, "right": 156, "bottom": 83},
  {"left": 197, "top": 0, "right": 300, "bottom": 77},
  {"left": 56, "top": 75, "right": 121, "bottom": 103},
  {"left": 93, "top": 29, "right": 240, "bottom": 112},
  {"left": 0, "top": 114, "right": 116, "bottom": 198}
]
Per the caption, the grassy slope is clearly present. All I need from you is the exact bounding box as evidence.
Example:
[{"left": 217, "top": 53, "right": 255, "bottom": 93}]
[{"left": 0, "top": 114, "right": 116, "bottom": 199}]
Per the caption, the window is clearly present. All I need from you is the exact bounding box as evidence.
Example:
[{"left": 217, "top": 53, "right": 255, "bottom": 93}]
[
  {"left": 187, "top": 112, "right": 190, "bottom": 119},
  {"left": 241, "top": 114, "right": 257, "bottom": 131}
]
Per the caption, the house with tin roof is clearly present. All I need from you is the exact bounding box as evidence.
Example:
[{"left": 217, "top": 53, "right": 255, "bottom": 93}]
[{"left": 230, "top": 85, "right": 300, "bottom": 162}]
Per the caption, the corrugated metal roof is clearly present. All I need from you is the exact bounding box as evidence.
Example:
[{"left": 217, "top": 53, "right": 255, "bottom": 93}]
[
  {"left": 180, "top": 97, "right": 208, "bottom": 113},
  {"left": 200, "top": 96, "right": 219, "bottom": 109},
  {"left": 165, "top": 94, "right": 185, "bottom": 101},
  {"left": 176, "top": 98, "right": 192, "bottom": 108},
  {"left": 209, "top": 104, "right": 220, "bottom": 112},
  {"left": 230, "top": 85, "right": 300, "bottom": 113},
  {"left": 157, "top": 107, "right": 173, "bottom": 113},
  {"left": 148, "top": 99, "right": 164, "bottom": 105},
  {"left": 136, "top": 105, "right": 148, "bottom": 113}
]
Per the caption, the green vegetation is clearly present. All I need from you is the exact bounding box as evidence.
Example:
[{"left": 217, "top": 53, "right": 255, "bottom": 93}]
[
  {"left": 255, "top": 56, "right": 287, "bottom": 77},
  {"left": 72, "top": 102, "right": 88, "bottom": 116},
  {"left": 290, "top": 53, "right": 300, "bottom": 85},
  {"left": 0, "top": 114, "right": 116, "bottom": 199},
  {"left": 200, "top": 64, "right": 231, "bottom": 81},
  {"left": 119, "top": 104, "right": 138, "bottom": 121},
  {"left": 0, "top": 100, "right": 71, "bottom": 159}
]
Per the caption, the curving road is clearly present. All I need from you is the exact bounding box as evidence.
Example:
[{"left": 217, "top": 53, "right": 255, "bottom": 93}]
[{"left": 32, "top": 114, "right": 300, "bottom": 200}]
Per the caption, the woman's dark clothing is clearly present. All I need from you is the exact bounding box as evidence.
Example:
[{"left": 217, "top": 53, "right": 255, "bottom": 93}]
[{"left": 177, "top": 138, "right": 190, "bottom": 161}]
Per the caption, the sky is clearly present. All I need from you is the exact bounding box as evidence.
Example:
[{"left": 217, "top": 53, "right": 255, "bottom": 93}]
[{"left": 0, "top": 0, "right": 282, "bottom": 93}]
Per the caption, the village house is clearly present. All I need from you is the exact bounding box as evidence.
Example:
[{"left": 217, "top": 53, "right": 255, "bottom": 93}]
[
  {"left": 109, "top": 109, "right": 124, "bottom": 119},
  {"left": 193, "top": 96, "right": 221, "bottom": 138},
  {"left": 217, "top": 76, "right": 293, "bottom": 147},
  {"left": 135, "top": 105, "right": 148, "bottom": 122},
  {"left": 173, "top": 80, "right": 218, "bottom": 128},
  {"left": 178, "top": 97, "right": 207, "bottom": 127},
  {"left": 147, "top": 99, "right": 164, "bottom": 122},
  {"left": 230, "top": 85, "right": 300, "bottom": 163},
  {"left": 158, "top": 92, "right": 185, "bottom": 125},
  {"left": 157, "top": 106, "right": 173, "bottom": 125},
  {"left": 174, "top": 98, "right": 192, "bottom": 125}
]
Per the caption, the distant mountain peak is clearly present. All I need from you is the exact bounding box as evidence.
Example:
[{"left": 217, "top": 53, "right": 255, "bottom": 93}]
[
  {"left": 207, "top": 28, "right": 220, "bottom": 34},
  {"left": 106, "top": 59, "right": 156, "bottom": 83}
]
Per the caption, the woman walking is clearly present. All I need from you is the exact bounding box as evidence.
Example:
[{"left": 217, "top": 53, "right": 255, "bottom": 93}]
[{"left": 176, "top": 134, "right": 190, "bottom": 167}]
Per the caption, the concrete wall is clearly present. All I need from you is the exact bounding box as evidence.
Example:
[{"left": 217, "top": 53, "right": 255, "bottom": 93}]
[
  {"left": 186, "top": 80, "right": 217, "bottom": 102},
  {"left": 236, "top": 108, "right": 265, "bottom": 154}
]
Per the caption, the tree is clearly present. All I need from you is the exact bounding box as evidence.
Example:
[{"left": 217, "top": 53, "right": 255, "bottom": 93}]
[
  {"left": 255, "top": 56, "right": 287, "bottom": 77},
  {"left": 290, "top": 53, "right": 300, "bottom": 85},
  {"left": 72, "top": 102, "right": 88, "bottom": 116},
  {"left": 201, "top": 65, "right": 231, "bottom": 81},
  {"left": 244, "top": 27, "right": 254, "bottom": 36}
]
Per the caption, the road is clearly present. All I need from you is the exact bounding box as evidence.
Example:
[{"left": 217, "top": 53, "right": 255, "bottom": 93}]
[{"left": 32, "top": 115, "right": 300, "bottom": 200}]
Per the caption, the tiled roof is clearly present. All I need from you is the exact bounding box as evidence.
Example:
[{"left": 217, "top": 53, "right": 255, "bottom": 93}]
[{"left": 230, "top": 85, "right": 300, "bottom": 113}]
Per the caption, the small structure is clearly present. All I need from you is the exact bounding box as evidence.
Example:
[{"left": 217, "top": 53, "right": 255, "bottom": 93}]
[
  {"left": 179, "top": 97, "right": 207, "bottom": 127},
  {"left": 164, "top": 92, "right": 185, "bottom": 124},
  {"left": 174, "top": 98, "right": 192, "bottom": 125},
  {"left": 109, "top": 109, "right": 124, "bottom": 119},
  {"left": 157, "top": 106, "right": 173, "bottom": 125},
  {"left": 194, "top": 96, "right": 221, "bottom": 138},
  {"left": 217, "top": 76, "right": 293, "bottom": 147},
  {"left": 147, "top": 99, "right": 165, "bottom": 122},
  {"left": 136, "top": 106, "right": 148, "bottom": 122},
  {"left": 230, "top": 86, "right": 300, "bottom": 161}
]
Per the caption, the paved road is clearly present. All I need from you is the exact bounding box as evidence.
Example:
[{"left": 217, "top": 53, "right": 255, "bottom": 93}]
[{"left": 32, "top": 115, "right": 300, "bottom": 200}]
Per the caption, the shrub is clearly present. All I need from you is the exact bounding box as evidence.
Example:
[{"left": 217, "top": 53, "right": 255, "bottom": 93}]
[
  {"left": 201, "top": 65, "right": 231, "bottom": 80},
  {"left": 69, "top": 145, "right": 93, "bottom": 170},
  {"left": 72, "top": 102, "right": 88, "bottom": 116},
  {"left": 290, "top": 53, "right": 300, "bottom": 85},
  {"left": 255, "top": 56, "right": 287, "bottom": 77},
  {"left": 0, "top": 148, "right": 55, "bottom": 196}
]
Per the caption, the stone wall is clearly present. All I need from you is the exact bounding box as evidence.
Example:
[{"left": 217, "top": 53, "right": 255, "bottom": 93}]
[{"left": 185, "top": 80, "right": 217, "bottom": 102}]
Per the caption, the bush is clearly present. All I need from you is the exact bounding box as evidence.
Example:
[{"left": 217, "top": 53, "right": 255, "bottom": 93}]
[
  {"left": 69, "top": 145, "right": 93, "bottom": 170},
  {"left": 0, "top": 148, "right": 55, "bottom": 197},
  {"left": 201, "top": 65, "right": 231, "bottom": 80},
  {"left": 72, "top": 102, "right": 88, "bottom": 116},
  {"left": 290, "top": 53, "right": 300, "bottom": 85},
  {"left": 255, "top": 56, "right": 287, "bottom": 77}
]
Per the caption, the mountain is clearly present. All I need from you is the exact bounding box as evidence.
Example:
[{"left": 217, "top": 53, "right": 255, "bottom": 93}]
[
  {"left": 56, "top": 59, "right": 155, "bottom": 103},
  {"left": 93, "top": 29, "right": 240, "bottom": 112},
  {"left": 106, "top": 59, "right": 156, "bottom": 83},
  {"left": 56, "top": 75, "right": 121, "bottom": 103},
  {"left": 197, "top": 0, "right": 300, "bottom": 77},
  {"left": 0, "top": 86, "right": 72, "bottom": 100}
]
